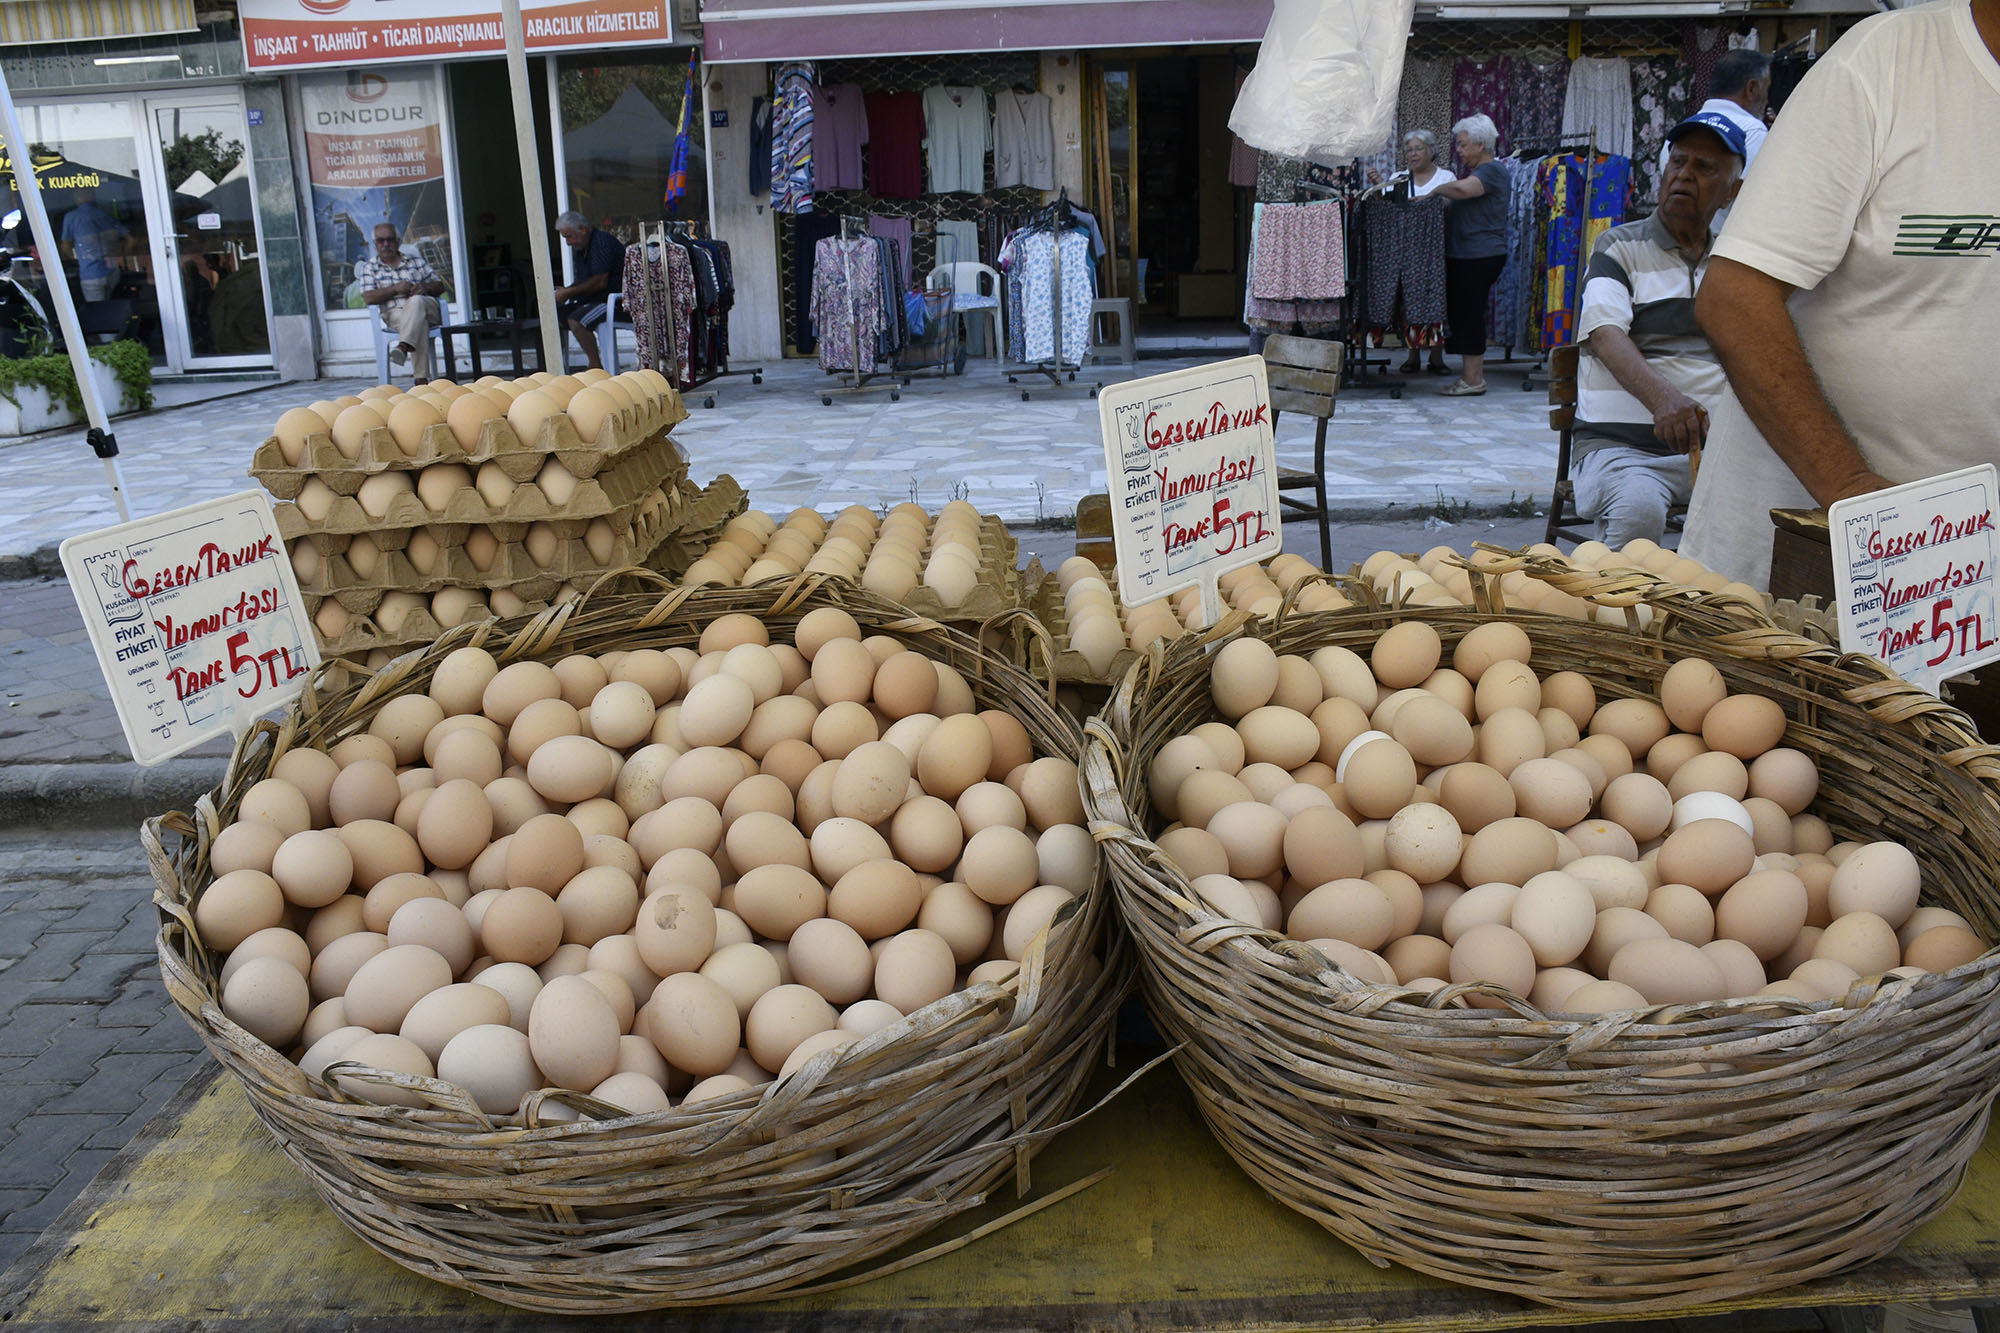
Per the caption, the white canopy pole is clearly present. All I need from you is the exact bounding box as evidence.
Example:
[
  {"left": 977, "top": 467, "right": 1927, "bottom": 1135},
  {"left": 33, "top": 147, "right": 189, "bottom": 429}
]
[
  {"left": 498, "top": 0, "right": 564, "bottom": 373},
  {"left": 0, "top": 66, "right": 131, "bottom": 521}
]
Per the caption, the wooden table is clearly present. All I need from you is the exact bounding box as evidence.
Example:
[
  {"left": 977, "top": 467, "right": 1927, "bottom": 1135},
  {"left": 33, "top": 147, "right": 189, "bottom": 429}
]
[{"left": 4, "top": 1058, "right": 2000, "bottom": 1331}]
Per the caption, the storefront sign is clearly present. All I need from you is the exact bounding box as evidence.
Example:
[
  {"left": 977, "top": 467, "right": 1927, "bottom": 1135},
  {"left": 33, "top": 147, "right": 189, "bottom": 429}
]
[
  {"left": 1099, "top": 356, "right": 1282, "bottom": 623},
  {"left": 240, "top": 0, "right": 674, "bottom": 71},
  {"left": 1828, "top": 464, "right": 2000, "bottom": 695},
  {"left": 60, "top": 492, "right": 319, "bottom": 767},
  {"left": 299, "top": 69, "right": 455, "bottom": 313}
]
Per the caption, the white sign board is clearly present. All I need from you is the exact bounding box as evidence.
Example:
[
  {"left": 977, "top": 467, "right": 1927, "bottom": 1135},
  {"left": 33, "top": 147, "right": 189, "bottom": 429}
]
[
  {"left": 60, "top": 491, "right": 321, "bottom": 767},
  {"left": 1098, "top": 356, "right": 1283, "bottom": 620},
  {"left": 1828, "top": 464, "right": 2000, "bottom": 695}
]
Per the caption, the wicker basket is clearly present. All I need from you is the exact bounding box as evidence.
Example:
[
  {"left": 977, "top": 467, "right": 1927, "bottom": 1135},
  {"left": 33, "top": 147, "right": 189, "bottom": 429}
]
[
  {"left": 1080, "top": 586, "right": 2000, "bottom": 1311},
  {"left": 148, "top": 577, "right": 1129, "bottom": 1313}
]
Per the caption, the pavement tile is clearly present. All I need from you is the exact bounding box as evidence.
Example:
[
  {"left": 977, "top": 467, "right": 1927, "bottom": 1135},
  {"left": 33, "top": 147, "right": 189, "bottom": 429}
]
[{"left": 0, "top": 1113, "right": 124, "bottom": 1190}]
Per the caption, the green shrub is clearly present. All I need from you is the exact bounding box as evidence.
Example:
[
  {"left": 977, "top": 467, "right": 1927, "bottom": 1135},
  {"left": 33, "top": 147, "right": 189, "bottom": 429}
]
[{"left": 0, "top": 339, "right": 155, "bottom": 415}]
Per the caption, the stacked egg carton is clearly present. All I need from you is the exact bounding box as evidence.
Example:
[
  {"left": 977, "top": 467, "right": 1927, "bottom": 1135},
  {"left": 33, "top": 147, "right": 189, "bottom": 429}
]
[
  {"left": 250, "top": 369, "right": 706, "bottom": 666},
  {"left": 676, "top": 500, "right": 1023, "bottom": 624},
  {"left": 1030, "top": 553, "right": 1350, "bottom": 685}
]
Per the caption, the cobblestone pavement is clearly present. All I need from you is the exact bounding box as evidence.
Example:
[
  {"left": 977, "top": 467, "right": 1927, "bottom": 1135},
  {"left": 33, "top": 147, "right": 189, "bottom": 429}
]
[{"left": 0, "top": 826, "right": 205, "bottom": 1273}]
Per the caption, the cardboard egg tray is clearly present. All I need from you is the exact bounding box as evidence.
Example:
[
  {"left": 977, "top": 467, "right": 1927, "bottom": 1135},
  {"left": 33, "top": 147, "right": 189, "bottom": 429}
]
[
  {"left": 1025, "top": 562, "right": 1180, "bottom": 685},
  {"left": 890, "top": 515, "right": 1023, "bottom": 622},
  {"left": 249, "top": 391, "right": 689, "bottom": 497},
  {"left": 641, "top": 475, "right": 751, "bottom": 583},
  {"left": 274, "top": 436, "right": 689, "bottom": 541},
  {"left": 296, "top": 477, "right": 705, "bottom": 610}
]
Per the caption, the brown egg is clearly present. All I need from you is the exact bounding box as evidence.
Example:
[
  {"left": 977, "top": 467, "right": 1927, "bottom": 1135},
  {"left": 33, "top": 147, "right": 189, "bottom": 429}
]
[
  {"left": 1211, "top": 638, "right": 1280, "bottom": 718},
  {"left": 874, "top": 929, "right": 957, "bottom": 1014},
  {"left": 1452, "top": 622, "right": 1533, "bottom": 682},
  {"left": 1813, "top": 911, "right": 1901, "bottom": 976},
  {"left": 1905, "top": 926, "right": 1987, "bottom": 973},
  {"left": 744, "top": 983, "right": 836, "bottom": 1073},
  {"left": 1656, "top": 819, "right": 1756, "bottom": 897},
  {"left": 1714, "top": 869, "right": 1809, "bottom": 961},
  {"left": 1448, "top": 923, "right": 1536, "bottom": 1004},
  {"left": 1590, "top": 698, "right": 1671, "bottom": 757},
  {"left": 1826, "top": 841, "right": 1922, "bottom": 928},
  {"left": 1457, "top": 817, "right": 1559, "bottom": 889},
  {"left": 1702, "top": 694, "right": 1788, "bottom": 760},
  {"left": 1659, "top": 657, "right": 1728, "bottom": 734},
  {"left": 1608, "top": 936, "right": 1726, "bottom": 1004}
]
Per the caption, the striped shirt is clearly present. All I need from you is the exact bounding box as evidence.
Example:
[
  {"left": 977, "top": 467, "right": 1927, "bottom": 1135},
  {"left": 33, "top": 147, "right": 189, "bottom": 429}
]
[{"left": 1573, "top": 212, "right": 1727, "bottom": 458}]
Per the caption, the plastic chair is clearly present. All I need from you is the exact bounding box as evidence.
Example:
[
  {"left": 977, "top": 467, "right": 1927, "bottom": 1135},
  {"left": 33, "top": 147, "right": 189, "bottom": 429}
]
[
  {"left": 564, "top": 291, "right": 635, "bottom": 373},
  {"left": 925, "top": 262, "right": 1003, "bottom": 362},
  {"left": 372, "top": 302, "right": 452, "bottom": 385}
]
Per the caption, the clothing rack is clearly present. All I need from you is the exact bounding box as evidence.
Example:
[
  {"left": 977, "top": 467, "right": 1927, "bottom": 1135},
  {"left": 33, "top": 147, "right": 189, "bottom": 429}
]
[
  {"left": 1297, "top": 175, "right": 1406, "bottom": 399},
  {"left": 821, "top": 214, "right": 902, "bottom": 403},
  {"left": 662, "top": 218, "right": 764, "bottom": 406},
  {"left": 1512, "top": 132, "right": 1598, "bottom": 391},
  {"left": 1002, "top": 187, "right": 1095, "bottom": 400}
]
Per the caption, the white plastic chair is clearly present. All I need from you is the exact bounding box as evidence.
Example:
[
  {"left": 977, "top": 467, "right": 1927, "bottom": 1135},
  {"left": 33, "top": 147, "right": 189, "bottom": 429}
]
[
  {"left": 925, "top": 262, "right": 1004, "bottom": 362},
  {"left": 371, "top": 301, "right": 453, "bottom": 385},
  {"left": 563, "top": 292, "right": 637, "bottom": 373}
]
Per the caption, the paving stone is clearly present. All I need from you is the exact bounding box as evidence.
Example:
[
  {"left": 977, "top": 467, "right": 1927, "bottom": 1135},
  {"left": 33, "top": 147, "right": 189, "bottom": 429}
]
[
  {"left": 0, "top": 1113, "right": 124, "bottom": 1189},
  {"left": 47, "top": 1052, "right": 198, "bottom": 1119},
  {"left": 27, "top": 948, "right": 154, "bottom": 1004},
  {"left": 0, "top": 1003, "right": 71, "bottom": 1059},
  {"left": 5, "top": 1009, "right": 123, "bottom": 1083}
]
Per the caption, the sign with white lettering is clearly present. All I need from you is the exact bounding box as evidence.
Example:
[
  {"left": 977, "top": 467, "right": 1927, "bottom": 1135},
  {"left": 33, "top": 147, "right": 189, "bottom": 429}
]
[
  {"left": 60, "top": 492, "right": 320, "bottom": 767},
  {"left": 239, "top": 0, "right": 674, "bottom": 72},
  {"left": 1098, "top": 356, "right": 1282, "bottom": 622},
  {"left": 1828, "top": 464, "right": 2000, "bottom": 695}
]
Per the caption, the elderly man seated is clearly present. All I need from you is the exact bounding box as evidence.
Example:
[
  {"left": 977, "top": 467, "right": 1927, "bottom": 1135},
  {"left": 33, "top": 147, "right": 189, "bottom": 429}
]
[{"left": 1569, "top": 112, "right": 1745, "bottom": 549}]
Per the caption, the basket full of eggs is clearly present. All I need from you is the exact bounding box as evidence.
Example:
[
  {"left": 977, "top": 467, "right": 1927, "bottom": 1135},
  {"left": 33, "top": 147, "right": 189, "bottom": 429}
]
[
  {"left": 1079, "top": 584, "right": 2000, "bottom": 1310},
  {"left": 146, "top": 576, "right": 1128, "bottom": 1312}
]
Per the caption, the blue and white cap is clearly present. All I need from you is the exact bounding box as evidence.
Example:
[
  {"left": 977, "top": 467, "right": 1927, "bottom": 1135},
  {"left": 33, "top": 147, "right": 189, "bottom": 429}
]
[{"left": 1665, "top": 111, "right": 1749, "bottom": 159}]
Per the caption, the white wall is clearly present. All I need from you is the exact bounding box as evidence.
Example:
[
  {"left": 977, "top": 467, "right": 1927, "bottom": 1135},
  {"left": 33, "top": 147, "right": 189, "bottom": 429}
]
[{"left": 706, "top": 62, "right": 783, "bottom": 361}]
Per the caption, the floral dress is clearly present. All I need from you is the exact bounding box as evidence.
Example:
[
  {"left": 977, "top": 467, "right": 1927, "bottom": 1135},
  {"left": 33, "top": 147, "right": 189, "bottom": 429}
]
[
  {"left": 1452, "top": 55, "right": 1514, "bottom": 166},
  {"left": 1509, "top": 56, "right": 1570, "bottom": 151},
  {"left": 1629, "top": 58, "right": 1695, "bottom": 208}
]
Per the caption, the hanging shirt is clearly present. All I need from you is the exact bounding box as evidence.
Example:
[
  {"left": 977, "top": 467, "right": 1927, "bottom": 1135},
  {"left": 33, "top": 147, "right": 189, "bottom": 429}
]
[
  {"left": 999, "top": 227, "right": 1092, "bottom": 365},
  {"left": 1539, "top": 151, "right": 1632, "bottom": 347},
  {"left": 864, "top": 90, "right": 926, "bottom": 199},
  {"left": 992, "top": 90, "right": 1055, "bottom": 190},
  {"left": 922, "top": 85, "right": 990, "bottom": 194},
  {"left": 814, "top": 82, "right": 869, "bottom": 191},
  {"left": 770, "top": 62, "right": 817, "bottom": 214}
]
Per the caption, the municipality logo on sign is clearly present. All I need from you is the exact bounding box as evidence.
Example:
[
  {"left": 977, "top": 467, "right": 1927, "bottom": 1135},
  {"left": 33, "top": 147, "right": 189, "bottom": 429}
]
[{"left": 1893, "top": 215, "right": 2000, "bottom": 257}]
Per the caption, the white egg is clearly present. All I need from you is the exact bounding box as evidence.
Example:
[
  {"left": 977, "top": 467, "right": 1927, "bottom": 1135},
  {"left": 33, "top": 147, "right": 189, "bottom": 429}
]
[{"left": 1670, "top": 790, "right": 1755, "bottom": 838}]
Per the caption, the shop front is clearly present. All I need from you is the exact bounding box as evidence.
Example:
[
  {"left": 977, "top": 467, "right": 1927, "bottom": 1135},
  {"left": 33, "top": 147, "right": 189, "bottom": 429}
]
[
  {"left": 0, "top": 11, "right": 296, "bottom": 374},
  {"left": 238, "top": 0, "right": 698, "bottom": 376}
]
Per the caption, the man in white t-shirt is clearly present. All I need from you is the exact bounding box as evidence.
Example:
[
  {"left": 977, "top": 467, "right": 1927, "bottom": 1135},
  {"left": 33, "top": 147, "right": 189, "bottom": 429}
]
[
  {"left": 1657, "top": 49, "right": 1769, "bottom": 232},
  {"left": 1680, "top": 0, "right": 2000, "bottom": 590}
]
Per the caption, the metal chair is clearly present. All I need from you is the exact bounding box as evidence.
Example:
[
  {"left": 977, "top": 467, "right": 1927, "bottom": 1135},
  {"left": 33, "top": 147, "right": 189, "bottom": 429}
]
[
  {"left": 925, "top": 262, "right": 1003, "bottom": 363},
  {"left": 1262, "top": 333, "right": 1343, "bottom": 571}
]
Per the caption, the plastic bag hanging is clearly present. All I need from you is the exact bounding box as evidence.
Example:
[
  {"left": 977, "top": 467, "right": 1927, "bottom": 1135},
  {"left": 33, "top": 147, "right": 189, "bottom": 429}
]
[
  {"left": 665, "top": 50, "right": 697, "bottom": 215},
  {"left": 1228, "top": 0, "right": 1416, "bottom": 164}
]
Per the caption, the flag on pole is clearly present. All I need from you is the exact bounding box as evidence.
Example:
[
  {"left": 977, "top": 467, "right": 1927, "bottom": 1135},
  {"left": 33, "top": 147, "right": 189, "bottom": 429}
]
[{"left": 666, "top": 50, "right": 697, "bottom": 215}]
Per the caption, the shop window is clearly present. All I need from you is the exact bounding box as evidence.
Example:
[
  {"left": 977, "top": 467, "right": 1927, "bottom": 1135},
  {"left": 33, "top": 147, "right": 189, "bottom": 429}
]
[
  {"left": 0, "top": 99, "right": 164, "bottom": 360},
  {"left": 558, "top": 55, "right": 706, "bottom": 243},
  {"left": 299, "top": 69, "right": 455, "bottom": 314}
]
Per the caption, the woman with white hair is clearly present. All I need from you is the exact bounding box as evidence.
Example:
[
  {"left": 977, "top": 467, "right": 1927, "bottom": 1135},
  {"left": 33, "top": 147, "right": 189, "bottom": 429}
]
[{"left": 1429, "top": 113, "right": 1512, "bottom": 395}]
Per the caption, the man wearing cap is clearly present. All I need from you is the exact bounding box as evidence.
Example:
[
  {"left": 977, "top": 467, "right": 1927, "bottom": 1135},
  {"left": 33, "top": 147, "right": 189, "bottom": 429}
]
[
  {"left": 1657, "top": 49, "right": 1769, "bottom": 233},
  {"left": 1682, "top": 0, "right": 2000, "bottom": 588},
  {"left": 1566, "top": 113, "right": 1744, "bottom": 549}
]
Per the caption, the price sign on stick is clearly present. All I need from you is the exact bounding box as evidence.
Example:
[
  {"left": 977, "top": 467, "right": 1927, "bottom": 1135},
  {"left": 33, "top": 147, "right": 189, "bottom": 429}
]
[
  {"left": 1828, "top": 464, "right": 2000, "bottom": 696},
  {"left": 60, "top": 491, "right": 321, "bottom": 766},
  {"left": 1098, "top": 356, "right": 1283, "bottom": 626}
]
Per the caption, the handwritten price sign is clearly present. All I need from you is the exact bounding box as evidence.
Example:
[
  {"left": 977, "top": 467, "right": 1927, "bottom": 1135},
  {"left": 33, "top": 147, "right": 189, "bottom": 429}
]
[
  {"left": 1828, "top": 464, "right": 2000, "bottom": 695},
  {"left": 1098, "top": 356, "right": 1282, "bottom": 621},
  {"left": 60, "top": 491, "right": 320, "bottom": 766}
]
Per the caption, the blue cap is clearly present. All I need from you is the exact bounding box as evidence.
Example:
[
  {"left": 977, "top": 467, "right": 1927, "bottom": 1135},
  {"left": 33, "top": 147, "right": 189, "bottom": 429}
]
[{"left": 1666, "top": 111, "right": 1748, "bottom": 159}]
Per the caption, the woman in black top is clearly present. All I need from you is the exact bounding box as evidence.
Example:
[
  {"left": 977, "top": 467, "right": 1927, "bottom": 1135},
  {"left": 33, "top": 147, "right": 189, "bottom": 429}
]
[{"left": 1429, "top": 114, "right": 1512, "bottom": 396}]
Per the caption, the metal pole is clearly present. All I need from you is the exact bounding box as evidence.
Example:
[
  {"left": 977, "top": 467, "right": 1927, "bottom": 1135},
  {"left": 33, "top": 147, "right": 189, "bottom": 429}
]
[
  {"left": 0, "top": 66, "right": 131, "bottom": 521},
  {"left": 499, "top": 0, "right": 562, "bottom": 373}
]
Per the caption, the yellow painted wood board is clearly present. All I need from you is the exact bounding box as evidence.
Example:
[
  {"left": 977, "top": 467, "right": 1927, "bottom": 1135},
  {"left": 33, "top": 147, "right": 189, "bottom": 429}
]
[{"left": 3, "top": 1060, "right": 1999, "bottom": 1331}]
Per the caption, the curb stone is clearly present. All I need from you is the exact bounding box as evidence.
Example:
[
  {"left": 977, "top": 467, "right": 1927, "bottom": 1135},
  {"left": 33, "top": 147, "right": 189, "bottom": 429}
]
[{"left": 0, "top": 760, "right": 228, "bottom": 830}]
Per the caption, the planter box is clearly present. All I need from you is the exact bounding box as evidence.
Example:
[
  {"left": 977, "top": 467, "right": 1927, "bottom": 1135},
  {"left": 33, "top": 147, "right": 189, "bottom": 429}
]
[{"left": 0, "top": 361, "right": 143, "bottom": 438}]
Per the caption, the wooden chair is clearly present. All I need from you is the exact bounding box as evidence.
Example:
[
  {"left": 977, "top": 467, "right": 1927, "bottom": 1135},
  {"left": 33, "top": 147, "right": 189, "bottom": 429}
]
[
  {"left": 1262, "top": 334, "right": 1342, "bottom": 571},
  {"left": 1542, "top": 341, "right": 1689, "bottom": 548}
]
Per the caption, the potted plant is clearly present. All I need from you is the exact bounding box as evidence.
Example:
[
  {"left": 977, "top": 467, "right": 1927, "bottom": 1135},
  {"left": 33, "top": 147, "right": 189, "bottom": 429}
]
[{"left": 0, "top": 339, "right": 154, "bottom": 437}]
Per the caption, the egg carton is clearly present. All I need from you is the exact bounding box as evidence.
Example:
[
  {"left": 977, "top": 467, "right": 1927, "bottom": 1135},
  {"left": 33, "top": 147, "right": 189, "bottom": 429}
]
[
  {"left": 892, "top": 516, "right": 1024, "bottom": 621},
  {"left": 249, "top": 392, "right": 690, "bottom": 498},
  {"left": 1024, "top": 561, "right": 1173, "bottom": 686},
  {"left": 273, "top": 436, "right": 689, "bottom": 539},
  {"left": 641, "top": 475, "right": 750, "bottom": 583},
  {"left": 295, "top": 477, "right": 702, "bottom": 608}
]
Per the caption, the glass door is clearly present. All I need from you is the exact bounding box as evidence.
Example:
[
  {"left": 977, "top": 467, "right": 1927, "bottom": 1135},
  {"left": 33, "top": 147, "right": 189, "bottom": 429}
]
[{"left": 145, "top": 97, "right": 270, "bottom": 368}]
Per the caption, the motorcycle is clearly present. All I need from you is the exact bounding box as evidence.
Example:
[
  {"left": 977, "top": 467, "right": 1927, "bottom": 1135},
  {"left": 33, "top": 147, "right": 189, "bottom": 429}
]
[{"left": 0, "top": 210, "right": 56, "bottom": 359}]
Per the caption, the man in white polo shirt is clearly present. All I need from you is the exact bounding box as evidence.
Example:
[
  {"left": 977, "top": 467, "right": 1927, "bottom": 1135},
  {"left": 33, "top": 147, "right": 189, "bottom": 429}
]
[
  {"left": 1570, "top": 113, "right": 1743, "bottom": 548},
  {"left": 1683, "top": 0, "right": 2000, "bottom": 589}
]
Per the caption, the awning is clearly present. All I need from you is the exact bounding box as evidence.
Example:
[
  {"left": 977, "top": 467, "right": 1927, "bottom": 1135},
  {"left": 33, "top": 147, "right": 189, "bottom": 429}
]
[
  {"left": 0, "top": 0, "right": 196, "bottom": 45},
  {"left": 699, "top": 0, "right": 1274, "bottom": 63}
]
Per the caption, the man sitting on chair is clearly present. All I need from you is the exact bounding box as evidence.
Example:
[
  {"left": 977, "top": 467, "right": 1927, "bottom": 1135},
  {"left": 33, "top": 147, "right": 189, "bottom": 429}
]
[
  {"left": 1569, "top": 113, "right": 1744, "bottom": 549},
  {"left": 553, "top": 211, "right": 624, "bottom": 372},
  {"left": 355, "top": 223, "right": 444, "bottom": 378}
]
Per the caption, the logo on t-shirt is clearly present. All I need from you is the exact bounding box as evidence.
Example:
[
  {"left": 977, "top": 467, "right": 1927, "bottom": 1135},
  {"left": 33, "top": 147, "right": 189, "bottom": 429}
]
[{"left": 1893, "top": 216, "right": 2000, "bottom": 257}]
